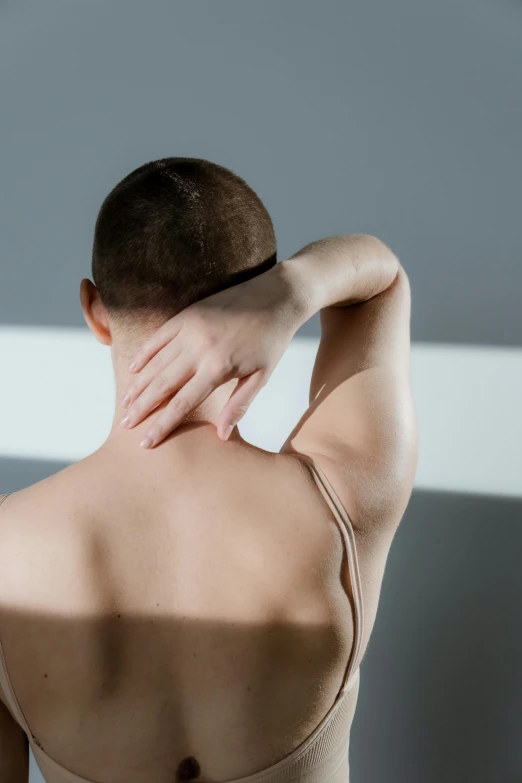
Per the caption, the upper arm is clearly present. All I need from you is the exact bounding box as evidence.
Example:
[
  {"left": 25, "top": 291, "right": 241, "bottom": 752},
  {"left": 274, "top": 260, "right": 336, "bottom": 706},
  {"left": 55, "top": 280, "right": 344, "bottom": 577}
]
[
  {"left": 0, "top": 517, "right": 29, "bottom": 783},
  {"left": 280, "top": 264, "right": 418, "bottom": 533},
  {"left": 0, "top": 693, "right": 29, "bottom": 783}
]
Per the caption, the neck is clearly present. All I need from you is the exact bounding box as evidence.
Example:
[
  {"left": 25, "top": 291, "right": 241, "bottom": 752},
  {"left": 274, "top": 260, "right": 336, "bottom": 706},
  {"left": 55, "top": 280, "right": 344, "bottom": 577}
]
[{"left": 100, "top": 355, "right": 239, "bottom": 452}]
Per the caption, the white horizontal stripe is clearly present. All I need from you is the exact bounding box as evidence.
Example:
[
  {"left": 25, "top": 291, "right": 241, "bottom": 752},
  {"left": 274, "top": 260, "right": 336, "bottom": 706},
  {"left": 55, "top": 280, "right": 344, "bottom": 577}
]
[{"left": 0, "top": 327, "right": 521, "bottom": 499}]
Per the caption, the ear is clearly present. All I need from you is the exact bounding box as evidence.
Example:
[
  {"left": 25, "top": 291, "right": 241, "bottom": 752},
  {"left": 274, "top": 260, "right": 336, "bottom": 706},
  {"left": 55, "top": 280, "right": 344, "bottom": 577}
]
[{"left": 79, "top": 279, "right": 112, "bottom": 347}]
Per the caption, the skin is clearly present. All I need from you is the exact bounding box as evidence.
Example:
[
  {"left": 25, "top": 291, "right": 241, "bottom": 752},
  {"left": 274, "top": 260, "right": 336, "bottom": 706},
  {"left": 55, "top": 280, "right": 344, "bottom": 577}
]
[
  {"left": 81, "top": 277, "right": 244, "bottom": 448},
  {"left": 0, "top": 234, "right": 417, "bottom": 783}
]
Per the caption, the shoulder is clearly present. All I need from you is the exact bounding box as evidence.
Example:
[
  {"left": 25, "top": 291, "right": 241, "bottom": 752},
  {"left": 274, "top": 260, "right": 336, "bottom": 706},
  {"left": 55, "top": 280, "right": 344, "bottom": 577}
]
[
  {"left": 0, "top": 458, "right": 92, "bottom": 525},
  {"left": 0, "top": 463, "right": 94, "bottom": 610}
]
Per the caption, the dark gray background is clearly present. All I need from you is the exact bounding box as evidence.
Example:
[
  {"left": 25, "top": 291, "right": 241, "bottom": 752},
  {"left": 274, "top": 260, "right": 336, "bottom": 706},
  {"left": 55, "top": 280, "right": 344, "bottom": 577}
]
[{"left": 1, "top": 2, "right": 521, "bottom": 782}]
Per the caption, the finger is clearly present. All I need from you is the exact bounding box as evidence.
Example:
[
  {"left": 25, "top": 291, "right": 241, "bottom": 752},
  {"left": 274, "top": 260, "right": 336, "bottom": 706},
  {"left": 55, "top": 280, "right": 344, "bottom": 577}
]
[
  {"left": 218, "top": 371, "right": 265, "bottom": 440},
  {"left": 127, "top": 317, "right": 184, "bottom": 373},
  {"left": 121, "top": 355, "right": 194, "bottom": 429},
  {"left": 121, "top": 341, "right": 184, "bottom": 409},
  {"left": 141, "top": 371, "right": 221, "bottom": 448}
]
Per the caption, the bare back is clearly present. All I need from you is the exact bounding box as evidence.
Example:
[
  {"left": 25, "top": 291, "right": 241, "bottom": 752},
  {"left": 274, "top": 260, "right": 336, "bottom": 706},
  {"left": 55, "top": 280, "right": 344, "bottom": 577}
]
[{"left": 0, "top": 433, "right": 375, "bottom": 783}]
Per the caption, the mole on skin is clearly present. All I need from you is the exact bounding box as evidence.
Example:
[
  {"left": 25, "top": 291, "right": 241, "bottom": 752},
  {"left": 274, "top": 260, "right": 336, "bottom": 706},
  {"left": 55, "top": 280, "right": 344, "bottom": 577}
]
[{"left": 176, "top": 755, "right": 201, "bottom": 781}]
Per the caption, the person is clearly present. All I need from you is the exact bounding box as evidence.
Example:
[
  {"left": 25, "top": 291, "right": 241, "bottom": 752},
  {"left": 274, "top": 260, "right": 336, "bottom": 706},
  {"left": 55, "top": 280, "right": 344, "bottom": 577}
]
[{"left": 0, "top": 158, "right": 418, "bottom": 783}]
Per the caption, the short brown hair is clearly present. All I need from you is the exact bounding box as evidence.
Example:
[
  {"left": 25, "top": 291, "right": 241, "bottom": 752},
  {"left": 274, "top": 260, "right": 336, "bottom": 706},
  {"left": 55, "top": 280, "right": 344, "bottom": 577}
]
[{"left": 91, "top": 158, "right": 277, "bottom": 329}]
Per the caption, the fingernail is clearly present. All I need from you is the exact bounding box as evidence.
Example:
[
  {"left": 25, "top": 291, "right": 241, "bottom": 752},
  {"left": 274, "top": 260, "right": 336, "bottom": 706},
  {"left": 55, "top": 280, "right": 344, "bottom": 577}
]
[
  {"left": 129, "top": 361, "right": 137, "bottom": 372},
  {"left": 121, "top": 394, "right": 131, "bottom": 408},
  {"left": 119, "top": 415, "right": 130, "bottom": 427},
  {"left": 140, "top": 435, "right": 153, "bottom": 448},
  {"left": 223, "top": 424, "right": 233, "bottom": 441}
]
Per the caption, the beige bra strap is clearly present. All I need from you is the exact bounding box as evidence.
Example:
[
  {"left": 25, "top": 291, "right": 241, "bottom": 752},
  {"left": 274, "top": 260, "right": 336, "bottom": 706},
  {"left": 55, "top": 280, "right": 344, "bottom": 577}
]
[
  {"left": 294, "top": 453, "right": 365, "bottom": 692},
  {"left": 0, "top": 635, "right": 35, "bottom": 737}
]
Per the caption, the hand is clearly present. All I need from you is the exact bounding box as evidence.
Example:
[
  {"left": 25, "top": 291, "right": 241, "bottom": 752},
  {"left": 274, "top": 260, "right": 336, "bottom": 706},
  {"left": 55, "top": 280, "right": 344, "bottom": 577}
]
[{"left": 119, "top": 263, "right": 304, "bottom": 446}]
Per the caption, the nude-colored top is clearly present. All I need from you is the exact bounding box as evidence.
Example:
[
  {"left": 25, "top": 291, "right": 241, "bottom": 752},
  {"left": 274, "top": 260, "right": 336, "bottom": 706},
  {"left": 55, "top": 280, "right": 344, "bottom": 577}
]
[{"left": 0, "top": 452, "right": 364, "bottom": 783}]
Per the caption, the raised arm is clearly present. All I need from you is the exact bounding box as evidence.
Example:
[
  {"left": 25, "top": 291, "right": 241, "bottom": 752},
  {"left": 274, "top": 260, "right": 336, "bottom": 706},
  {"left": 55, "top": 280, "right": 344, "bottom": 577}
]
[
  {"left": 280, "top": 233, "right": 401, "bottom": 317},
  {"left": 0, "top": 695, "right": 29, "bottom": 782},
  {"left": 120, "top": 231, "right": 417, "bottom": 526},
  {"left": 279, "top": 234, "right": 417, "bottom": 535}
]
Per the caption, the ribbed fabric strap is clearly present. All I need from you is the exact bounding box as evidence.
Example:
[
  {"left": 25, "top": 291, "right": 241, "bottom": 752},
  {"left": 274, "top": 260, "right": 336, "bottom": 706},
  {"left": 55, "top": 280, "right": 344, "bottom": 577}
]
[
  {"left": 293, "top": 453, "right": 365, "bottom": 691},
  {"left": 0, "top": 634, "right": 35, "bottom": 737}
]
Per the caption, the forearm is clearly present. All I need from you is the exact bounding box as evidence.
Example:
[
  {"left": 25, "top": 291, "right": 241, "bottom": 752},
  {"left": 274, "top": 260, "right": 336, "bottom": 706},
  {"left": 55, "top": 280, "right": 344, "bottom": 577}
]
[{"left": 278, "top": 234, "right": 401, "bottom": 324}]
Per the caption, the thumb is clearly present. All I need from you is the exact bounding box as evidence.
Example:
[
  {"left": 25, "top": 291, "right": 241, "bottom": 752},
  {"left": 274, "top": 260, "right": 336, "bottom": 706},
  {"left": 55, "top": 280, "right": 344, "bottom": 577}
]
[{"left": 218, "top": 370, "right": 265, "bottom": 440}]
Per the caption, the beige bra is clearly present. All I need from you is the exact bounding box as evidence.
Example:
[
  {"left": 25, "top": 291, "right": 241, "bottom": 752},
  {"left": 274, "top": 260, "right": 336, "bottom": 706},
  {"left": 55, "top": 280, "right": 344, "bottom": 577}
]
[{"left": 0, "top": 453, "right": 365, "bottom": 782}]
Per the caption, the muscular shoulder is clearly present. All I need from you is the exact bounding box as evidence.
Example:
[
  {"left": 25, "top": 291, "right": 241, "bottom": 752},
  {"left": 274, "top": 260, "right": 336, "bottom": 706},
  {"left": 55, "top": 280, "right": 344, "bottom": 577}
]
[{"left": 0, "top": 463, "right": 95, "bottom": 613}]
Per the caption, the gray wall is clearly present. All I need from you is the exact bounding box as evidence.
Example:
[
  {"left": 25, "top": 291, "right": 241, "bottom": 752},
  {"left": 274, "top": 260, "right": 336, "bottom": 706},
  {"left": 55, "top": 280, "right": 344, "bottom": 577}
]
[
  {"left": 2, "top": 0, "right": 521, "bottom": 345},
  {"left": 1, "top": 2, "right": 521, "bottom": 782}
]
